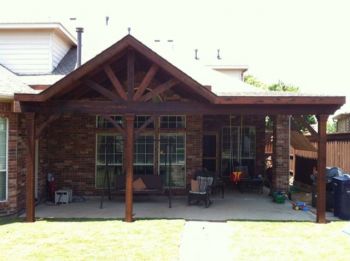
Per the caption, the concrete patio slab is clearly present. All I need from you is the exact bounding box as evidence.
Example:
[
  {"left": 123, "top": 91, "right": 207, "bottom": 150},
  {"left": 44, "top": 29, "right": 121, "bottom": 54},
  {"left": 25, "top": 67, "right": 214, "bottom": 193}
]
[{"left": 26, "top": 190, "right": 339, "bottom": 221}]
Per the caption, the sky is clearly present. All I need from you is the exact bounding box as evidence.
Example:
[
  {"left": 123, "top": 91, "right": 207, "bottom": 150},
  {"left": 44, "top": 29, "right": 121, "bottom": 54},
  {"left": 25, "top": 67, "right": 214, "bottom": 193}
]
[{"left": 2, "top": 0, "right": 350, "bottom": 113}]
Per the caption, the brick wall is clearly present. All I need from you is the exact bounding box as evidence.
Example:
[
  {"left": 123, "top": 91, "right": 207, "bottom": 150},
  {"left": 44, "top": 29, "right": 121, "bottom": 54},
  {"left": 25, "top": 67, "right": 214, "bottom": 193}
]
[
  {"left": 186, "top": 115, "right": 203, "bottom": 182},
  {"left": 0, "top": 112, "right": 20, "bottom": 215},
  {"left": 272, "top": 115, "right": 290, "bottom": 192},
  {"left": 45, "top": 114, "right": 96, "bottom": 196}
]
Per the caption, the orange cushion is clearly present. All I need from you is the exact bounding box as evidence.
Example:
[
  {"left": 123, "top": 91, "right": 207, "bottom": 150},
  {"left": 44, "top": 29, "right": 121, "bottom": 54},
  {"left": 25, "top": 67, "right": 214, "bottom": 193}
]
[
  {"left": 191, "top": 179, "right": 199, "bottom": 192},
  {"left": 133, "top": 178, "right": 146, "bottom": 191}
]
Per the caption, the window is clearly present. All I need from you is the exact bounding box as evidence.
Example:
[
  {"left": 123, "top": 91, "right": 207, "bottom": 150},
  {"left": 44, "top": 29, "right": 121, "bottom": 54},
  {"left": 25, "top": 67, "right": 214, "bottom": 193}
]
[
  {"left": 160, "top": 116, "right": 185, "bottom": 129},
  {"left": 96, "top": 134, "right": 123, "bottom": 188},
  {"left": 134, "top": 115, "right": 154, "bottom": 129},
  {"left": 134, "top": 135, "right": 154, "bottom": 175},
  {"left": 159, "top": 134, "right": 185, "bottom": 187},
  {"left": 96, "top": 115, "right": 123, "bottom": 128},
  {"left": 221, "top": 126, "right": 256, "bottom": 177},
  {"left": 0, "top": 118, "right": 8, "bottom": 201}
]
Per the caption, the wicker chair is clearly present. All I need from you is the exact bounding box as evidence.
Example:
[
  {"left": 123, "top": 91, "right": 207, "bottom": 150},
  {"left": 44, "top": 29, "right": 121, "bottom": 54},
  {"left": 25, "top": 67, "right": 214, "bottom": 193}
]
[{"left": 188, "top": 176, "right": 214, "bottom": 208}]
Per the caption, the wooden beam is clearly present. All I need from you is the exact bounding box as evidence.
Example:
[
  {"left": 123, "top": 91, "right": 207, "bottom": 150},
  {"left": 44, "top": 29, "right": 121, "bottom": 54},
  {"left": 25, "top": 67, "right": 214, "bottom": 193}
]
[
  {"left": 84, "top": 80, "right": 124, "bottom": 103},
  {"left": 17, "top": 100, "right": 341, "bottom": 116},
  {"left": 215, "top": 96, "right": 346, "bottom": 105},
  {"left": 127, "top": 49, "right": 135, "bottom": 101},
  {"left": 35, "top": 114, "right": 61, "bottom": 139},
  {"left": 99, "top": 114, "right": 125, "bottom": 136},
  {"left": 134, "top": 115, "right": 155, "bottom": 138},
  {"left": 133, "top": 64, "right": 159, "bottom": 101},
  {"left": 292, "top": 116, "right": 318, "bottom": 137},
  {"left": 104, "top": 65, "right": 128, "bottom": 100},
  {"left": 25, "top": 113, "right": 35, "bottom": 222},
  {"left": 124, "top": 114, "right": 134, "bottom": 222},
  {"left": 140, "top": 79, "right": 178, "bottom": 102},
  {"left": 316, "top": 114, "right": 328, "bottom": 223}
]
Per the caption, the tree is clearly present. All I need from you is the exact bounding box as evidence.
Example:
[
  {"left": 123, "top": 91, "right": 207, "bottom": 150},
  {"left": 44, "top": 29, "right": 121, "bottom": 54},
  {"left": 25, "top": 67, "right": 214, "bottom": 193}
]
[
  {"left": 327, "top": 119, "right": 337, "bottom": 133},
  {"left": 244, "top": 75, "right": 316, "bottom": 131}
]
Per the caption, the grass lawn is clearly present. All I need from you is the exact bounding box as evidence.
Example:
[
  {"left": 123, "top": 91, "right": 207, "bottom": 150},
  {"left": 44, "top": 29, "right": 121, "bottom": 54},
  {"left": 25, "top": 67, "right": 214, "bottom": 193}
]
[
  {"left": 0, "top": 218, "right": 185, "bottom": 261},
  {"left": 228, "top": 221, "right": 350, "bottom": 260}
]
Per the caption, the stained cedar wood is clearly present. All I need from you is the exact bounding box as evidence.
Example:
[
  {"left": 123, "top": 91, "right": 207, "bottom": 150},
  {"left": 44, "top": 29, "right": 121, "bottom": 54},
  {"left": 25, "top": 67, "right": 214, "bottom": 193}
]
[
  {"left": 17, "top": 101, "right": 340, "bottom": 115},
  {"left": 35, "top": 114, "right": 60, "bottom": 139},
  {"left": 140, "top": 79, "right": 178, "bottom": 102},
  {"left": 127, "top": 49, "right": 135, "bottom": 101},
  {"left": 99, "top": 114, "right": 125, "bottom": 136},
  {"left": 104, "top": 65, "right": 128, "bottom": 100},
  {"left": 84, "top": 80, "right": 123, "bottom": 103},
  {"left": 133, "top": 64, "right": 159, "bottom": 100},
  {"left": 25, "top": 113, "right": 35, "bottom": 222},
  {"left": 134, "top": 115, "right": 155, "bottom": 138},
  {"left": 317, "top": 114, "right": 328, "bottom": 223},
  {"left": 124, "top": 114, "right": 134, "bottom": 222}
]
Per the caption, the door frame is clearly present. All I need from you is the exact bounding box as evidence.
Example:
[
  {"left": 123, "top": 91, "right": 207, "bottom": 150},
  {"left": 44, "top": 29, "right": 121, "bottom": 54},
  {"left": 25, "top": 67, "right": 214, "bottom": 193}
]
[{"left": 202, "top": 132, "right": 219, "bottom": 173}]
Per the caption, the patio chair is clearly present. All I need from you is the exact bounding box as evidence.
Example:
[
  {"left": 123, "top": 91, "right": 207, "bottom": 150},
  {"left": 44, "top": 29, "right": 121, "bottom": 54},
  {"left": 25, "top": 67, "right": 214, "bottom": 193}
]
[{"left": 188, "top": 176, "right": 214, "bottom": 208}]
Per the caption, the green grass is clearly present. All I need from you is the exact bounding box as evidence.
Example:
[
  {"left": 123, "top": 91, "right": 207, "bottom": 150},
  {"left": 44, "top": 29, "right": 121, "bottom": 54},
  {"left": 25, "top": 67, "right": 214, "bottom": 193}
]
[
  {"left": 228, "top": 221, "right": 350, "bottom": 260},
  {"left": 0, "top": 218, "right": 185, "bottom": 261},
  {"left": 1, "top": 218, "right": 349, "bottom": 261}
]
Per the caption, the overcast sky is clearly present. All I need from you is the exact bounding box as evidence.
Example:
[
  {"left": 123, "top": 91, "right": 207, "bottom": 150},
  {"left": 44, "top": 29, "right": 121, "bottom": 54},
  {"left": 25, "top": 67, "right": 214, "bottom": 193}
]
[{"left": 3, "top": 0, "right": 350, "bottom": 112}]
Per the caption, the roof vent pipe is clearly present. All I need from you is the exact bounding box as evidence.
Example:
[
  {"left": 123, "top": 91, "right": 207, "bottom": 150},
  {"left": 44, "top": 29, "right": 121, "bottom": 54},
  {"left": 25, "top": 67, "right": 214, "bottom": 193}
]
[
  {"left": 217, "top": 49, "right": 221, "bottom": 60},
  {"left": 76, "top": 27, "right": 84, "bottom": 67},
  {"left": 194, "top": 49, "right": 199, "bottom": 60}
]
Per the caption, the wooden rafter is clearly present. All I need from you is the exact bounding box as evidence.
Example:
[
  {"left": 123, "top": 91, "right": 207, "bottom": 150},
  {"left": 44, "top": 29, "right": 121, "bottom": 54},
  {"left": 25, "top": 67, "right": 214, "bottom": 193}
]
[
  {"left": 134, "top": 115, "right": 155, "bottom": 138},
  {"left": 127, "top": 49, "right": 135, "bottom": 101},
  {"left": 104, "top": 65, "right": 128, "bottom": 100},
  {"left": 35, "top": 114, "right": 61, "bottom": 139},
  {"left": 140, "top": 79, "right": 178, "bottom": 102},
  {"left": 100, "top": 114, "right": 126, "bottom": 136},
  {"left": 133, "top": 64, "right": 159, "bottom": 101},
  {"left": 292, "top": 115, "right": 318, "bottom": 137},
  {"left": 85, "top": 80, "right": 123, "bottom": 103}
]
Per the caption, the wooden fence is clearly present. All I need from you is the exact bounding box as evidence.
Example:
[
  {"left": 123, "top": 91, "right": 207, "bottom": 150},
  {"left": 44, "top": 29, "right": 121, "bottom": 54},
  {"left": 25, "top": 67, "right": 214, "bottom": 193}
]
[{"left": 266, "top": 132, "right": 350, "bottom": 174}]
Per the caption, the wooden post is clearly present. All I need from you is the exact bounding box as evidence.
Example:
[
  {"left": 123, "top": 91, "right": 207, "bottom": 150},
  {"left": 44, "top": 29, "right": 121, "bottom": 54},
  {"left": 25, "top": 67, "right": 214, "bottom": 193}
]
[
  {"left": 124, "top": 114, "right": 135, "bottom": 222},
  {"left": 25, "top": 113, "right": 36, "bottom": 222},
  {"left": 316, "top": 114, "right": 328, "bottom": 223},
  {"left": 127, "top": 49, "right": 135, "bottom": 101}
]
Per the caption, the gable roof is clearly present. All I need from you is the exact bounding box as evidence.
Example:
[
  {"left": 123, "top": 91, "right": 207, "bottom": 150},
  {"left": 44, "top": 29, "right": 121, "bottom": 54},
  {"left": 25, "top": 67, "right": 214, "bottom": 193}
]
[
  {"left": 16, "top": 34, "right": 217, "bottom": 102},
  {"left": 14, "top": 34, "right": 345, "bottom": 111},
  {"left": 0, "top": 65, "right": 39, "bottom": 99}
]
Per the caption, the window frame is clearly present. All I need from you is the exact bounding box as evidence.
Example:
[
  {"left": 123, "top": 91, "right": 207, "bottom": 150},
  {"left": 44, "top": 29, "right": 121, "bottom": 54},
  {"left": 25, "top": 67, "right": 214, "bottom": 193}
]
[
  {"left": 158, "top": 132, "right": 186, "bottom": 188},
  {"left": 159, "top": 115, "right": 186, "bottom": 129},
  {"left": 0, "top": 117, "right": 8, "bottom": 202},
  {"left": 95, "top": 133, "right": 124, "bottom": 189},
  {"left": 133, "top": 133, "right": 155, "bottom": 175}
]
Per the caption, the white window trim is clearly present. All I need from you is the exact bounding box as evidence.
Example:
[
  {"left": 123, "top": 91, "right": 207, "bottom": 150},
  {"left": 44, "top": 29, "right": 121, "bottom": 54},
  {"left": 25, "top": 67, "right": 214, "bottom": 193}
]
[
  {"left": 95, "top": 133, "right": 123, "bottom": 189},
  {"left": 158, "top": 132, "right": 186, "bottom": 188},
  {"left": 0, "top": 118, "right": 8, "bottom": 202},
  {"left": 133, "top": 133, "right": 155, "bottom": 168}
]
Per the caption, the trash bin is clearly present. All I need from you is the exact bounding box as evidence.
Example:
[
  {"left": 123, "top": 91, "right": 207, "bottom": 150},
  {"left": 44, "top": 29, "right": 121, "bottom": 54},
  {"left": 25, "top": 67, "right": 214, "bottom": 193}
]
[
  {"left": 312, "top": 183, "right": 334, "bottom": 211},
  {"left": 311, "top": 167, "right": 343, "bottom": 211},
  {"left": 332, "top": 176, "right": 350, "bottom": 220}
]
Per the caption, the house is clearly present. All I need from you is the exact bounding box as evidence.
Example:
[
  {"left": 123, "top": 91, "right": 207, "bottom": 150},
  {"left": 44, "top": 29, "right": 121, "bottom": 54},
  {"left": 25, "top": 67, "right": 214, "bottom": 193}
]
[
  {"left": 334, "top": 113, "right": 350, "bottom": 133},
  {"left": 0, "top": 23, "right": 345, "bottom": 223}
]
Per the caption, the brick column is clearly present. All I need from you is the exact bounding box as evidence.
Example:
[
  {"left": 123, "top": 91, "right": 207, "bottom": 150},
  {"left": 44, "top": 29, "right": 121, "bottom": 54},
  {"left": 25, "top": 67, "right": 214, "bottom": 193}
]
[{"left": 272, "top": 115, "right": 290, "bottom": 192}]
